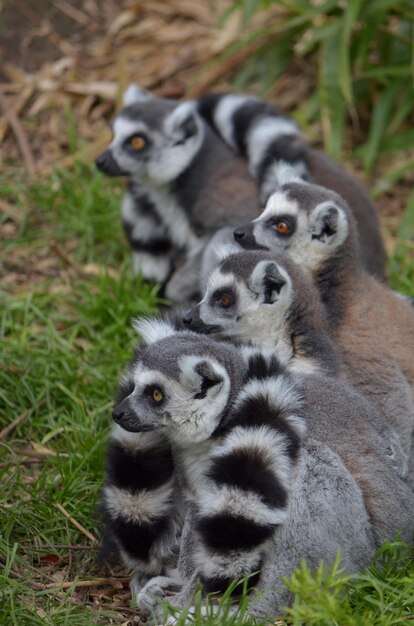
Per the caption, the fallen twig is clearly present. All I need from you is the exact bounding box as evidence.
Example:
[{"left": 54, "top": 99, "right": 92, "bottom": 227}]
[
  {"left": 43, "top": 576, "right": 130, "bottom": 590},
  {"left": 0, "top": 410, "right": 31, "bottom": 441},
  {"left": 0, "top": 84, "right": 34, "bottom": 142},
  {"left": 23, "top": 543, "right": 98, "bottom": 551},
  {"left": 55, "top": 503, "right": 98, "bottom": 544},
  {"left": 0, "top": 91, "right": 36, "bottom": 176}
]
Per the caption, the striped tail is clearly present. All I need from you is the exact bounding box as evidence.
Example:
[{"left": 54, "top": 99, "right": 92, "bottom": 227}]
[
  {"left": 101, "top": 374, "right": 180, "bottom": 578},
  {"left": 196, "top": 93, "right": 309, "bottom": 203},
  {"left": 194, "top": 349, "right": 306, "bottom": 594}
]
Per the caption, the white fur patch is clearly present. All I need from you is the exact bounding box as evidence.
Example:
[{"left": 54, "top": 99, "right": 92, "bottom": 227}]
[
  {"left": 122, "top": 192, "right": 167, "bottom": 242},
  {"left": 200, "top": 268, "right": 235, "bottom": 302},
  {"left": 144, "top": 186, "right": 200, "bottom": 251},
  {"left": 198, "top": 483, "right": 289, "bottom": 526},
  {"left": 195, "top": 544, "right": 263, "bottom": 580},
  {"left": 104, "top": 481, "right": 174, "bottom": 524},
  {"left": 112, "top": 117, "right": 149, "bottom": 147},
  {"left": 247, "top": 117, "right": 298, "bottom": 173},
  {"left": 260, "top": 161, "right": 308, "bottom": 201},
  {"left": 132, "top": 252, "right": 171, "bottom": 282},
  {"left": 213, "top": 95, "right": 251, "bottom": 148},
  {"left": 235, "top": 377, "right": 305, "bottom": 439},
  {"left": 213, "top": 424, "right": 296, "bottom": 491},
  {"left": 133, "top": 316, "right": 177, "bottom": 344},
  {"left": 123, "top": 83, "right": 151, "bottom": 106},
  {"left": 134, "top": 572, "right": 184, "bottom": 614},
  {"left": 173, "top": 355, "right": 231, "bottom": 444},
  {"left": 260, "top": 190, "right": 300, "bottom": 219},
  {"left": 111, "top": 424, "right": 163, "bottom": 450},
  {"left": 289, "top": 356, "right": 321, "bottom": 375}
]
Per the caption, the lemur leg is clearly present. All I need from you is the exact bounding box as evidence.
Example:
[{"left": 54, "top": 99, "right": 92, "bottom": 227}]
[
  {"left": 134, "top": 504, "right": 197, "bottom": 614},
  {"left": 101, "top": 427, "right": 183, "bottom": 595}
]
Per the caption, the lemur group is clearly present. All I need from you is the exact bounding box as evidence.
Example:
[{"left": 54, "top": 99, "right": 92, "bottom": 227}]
[{"left": 95, "top": 86, "right": 414, "bottom": 621}]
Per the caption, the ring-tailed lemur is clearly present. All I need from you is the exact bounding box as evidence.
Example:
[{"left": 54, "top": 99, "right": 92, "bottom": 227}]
[
  {"left": 96, "top": 85, "right": 261, "bottom": 302},
  {"left": 100, "top": 320, "right": 414, "bottom": 620},
  {"left": 96, "top": 87, "right": 385, "bottom": 303},
  {"left": 229, "top": 178, "right": 414, "bottom": 467},
  {"left": 195, "top": 92, "right": 386, "bottom": 278}
]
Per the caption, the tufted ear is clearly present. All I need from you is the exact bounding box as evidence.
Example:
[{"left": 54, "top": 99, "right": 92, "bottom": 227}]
[
  {"left": 123, "top": 83, "right": 151, "bottom": 106},
  {"left": 132, "top": 316, "right": 178, "bottom": 345},
  {"left": 249, "top": 260, "right": 288, "bottom": 304},
  {"left": 309, "top": 202, "right": 348, "bottom": 245},
  {"left": 179, "top": 355, "right": 224, "bottom": 398},
  {"left": 165, "top": 102, "right": 202, "bottom": 143}
]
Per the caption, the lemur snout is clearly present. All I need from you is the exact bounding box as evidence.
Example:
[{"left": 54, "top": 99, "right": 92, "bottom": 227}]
[
  {"left": 96, "top": 150, "right": 127, "bottom": 177},
  {"left": 112, "top": 404, "right": 125, "bottom": 423},
  {"left": 234, "top": 227, "right": 246, "bottom": 241}
]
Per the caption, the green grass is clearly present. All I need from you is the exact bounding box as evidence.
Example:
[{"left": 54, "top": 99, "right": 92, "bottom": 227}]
[
  {"left": 221, "top": 0, "right": 414, "bottom": 169},
  {"left": 0, "top": 165, "right": 413, "bottom": 624}
]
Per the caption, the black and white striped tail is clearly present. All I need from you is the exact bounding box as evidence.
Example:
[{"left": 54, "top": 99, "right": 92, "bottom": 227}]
[
  {"left": 122, "top": 181, "right": 174, "bottom": 283},
  {"left": 194, "top": 349, "right": 305, "bottom": 594},
  {"left": 101, "top": 377, "right": 180, "bottom": 577},
  {"left": 196, "top": 93, "right": 309, "bottom": 203}
]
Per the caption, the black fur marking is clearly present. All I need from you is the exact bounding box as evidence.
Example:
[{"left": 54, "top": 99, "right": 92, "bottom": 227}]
[
  {"left": 231, "top": 101, "right": 284, "bottom": 155},
  {"left": 207, "top": 449, "right": 287, "bottom": 509},
  {"left": 197, "top": 513, "right": 274, "bottom": 552},
  {"left": 126, "top": 184, "right": 163, "bottom": 223},
  {"left": 105, "top": 441, "right": 174, "bottom": 491},
  {"left": 194, "top": 361, "right": 223, "bottom": 399},
  {"left": 196, "top": 93, "right": 226, "bottom": 132},
  {"left": 128, "top": 237, "right": 173, "bottom": 255},
  {"left": 245, "top": 353, "right": 284, "bottom": 381},
  {"left": 109, "top": 515, "right": 170, "bottom": 562},
  {"left": 200, "top": 570, "right": 261, "bottom": 595},
  {"left": 116, "top": 378, "right": 135, "bottom": 404},
  {"left": 266, "top": 215, "right": 297, "bottom": 238},
  {"left": 230, "top": 395, "right": 301, "bottom": 461},
  {"left": 210, "top": 288, "right": 237, "bottom": 310},
  {"left": 194, "top": 377, "right": 221, "bottom": 400},
  {"left": 256, "top": 135, "right": 307, "bottom": 186}
]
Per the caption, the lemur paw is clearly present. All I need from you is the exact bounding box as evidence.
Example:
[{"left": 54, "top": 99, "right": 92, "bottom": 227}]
[{"left": 133, "top": 573, "right": 184, "bottom": 614}]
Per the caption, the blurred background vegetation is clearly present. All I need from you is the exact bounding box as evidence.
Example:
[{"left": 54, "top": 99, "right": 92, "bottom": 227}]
[{"left": 0, "top": 1, "right": 413, "bottom": 624}]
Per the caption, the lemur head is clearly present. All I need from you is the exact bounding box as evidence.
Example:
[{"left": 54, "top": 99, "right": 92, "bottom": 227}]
[
  {"left": 183, "top": 250, "right": 336, "bottom": 372},
  {"left": 112, "top": 319, "right": 245, "bottom": 445},
  {"left": 96, "top": 84, "right": 204, "bottom": 183},
  {"left": 233, "top": 181, "right": 355, "bottom": 273},
  {"left": 184, "top": 251, "right": 292, "bottom": 343}
]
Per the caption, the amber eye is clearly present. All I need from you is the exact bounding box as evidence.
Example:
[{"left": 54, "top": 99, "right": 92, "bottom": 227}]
[
  {"left": 130, "top": 135, "right": 146, "bottom": 150},
  {"left": 218, "top": 294, "right": 233, "bottom": 308},
  {"left": 152, "top": 388, "right": 163, "bottom": 403},
  {"left": 274, "top": 219, "right": 290, "bottom": 235}
]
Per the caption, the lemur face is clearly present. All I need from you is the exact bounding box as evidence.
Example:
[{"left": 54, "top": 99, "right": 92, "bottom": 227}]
[
  {"left": 234, "top": 182, "right": 349, "bottom": 272},
  {"left": 112, "top": 331, "right": 234, "bottom": 445},
  {"left": 96, "top": 85, "right": 204, "bottom": 184},
  {"left": 184, "top": 252, "right": 292, "bottom": 345}
]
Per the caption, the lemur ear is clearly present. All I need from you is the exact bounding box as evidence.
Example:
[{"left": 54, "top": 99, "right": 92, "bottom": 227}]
[
  {"left": 123, "top": 83, "right": 151, "bottom": 106},
  {"left": 310, "top": 202, "right": 347, "bottom": 245},
  {"left": 195, "top": 360, "right": 223, "bottom": 386},
  {"left": 250, "top": 260, "right": 288, "bottom": 304},
  {"left": 179, "top": 356, "right": 224, "bottom": 396},
  {"left": 166, "top": 102, "right": 201, "bottom": 142},
  {"left": 132, "top": 317, "right": 178, "bottom": 345}
]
